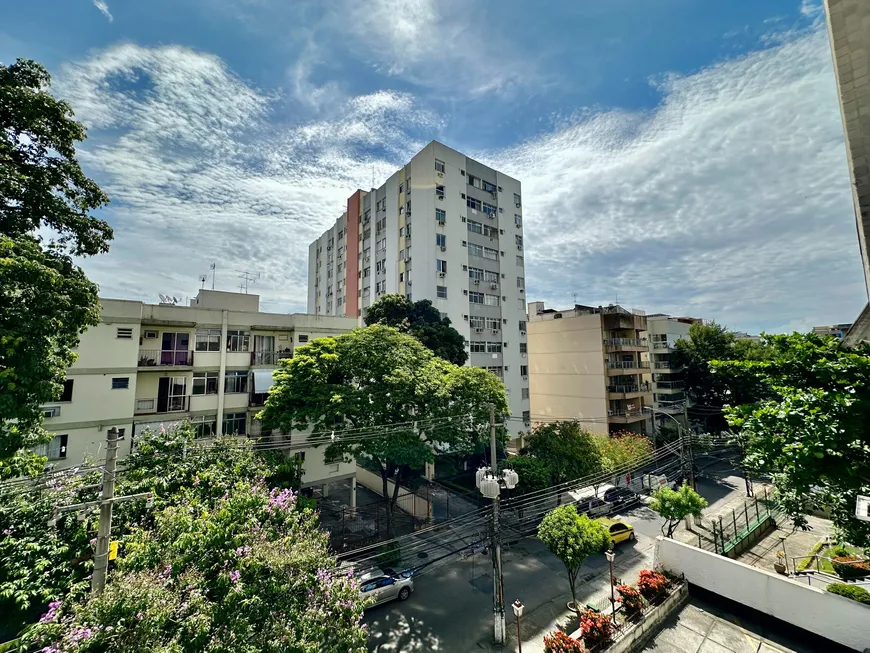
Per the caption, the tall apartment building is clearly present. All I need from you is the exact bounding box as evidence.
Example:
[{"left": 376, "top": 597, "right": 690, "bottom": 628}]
[
  {"left": 527, "top": 302, "right": 652, "bottom": 436},
  {"left": 824, "top": 0, "right": 870, "bottom": 344},
  {"left": 37, "top": 289, "right": 358, "bottom": 493},
  {"left": 307, "top": 141, "right": 530, "bottom": 435},
  {"left": 645, "top": 315, "right": 696, "bottom": 432}
]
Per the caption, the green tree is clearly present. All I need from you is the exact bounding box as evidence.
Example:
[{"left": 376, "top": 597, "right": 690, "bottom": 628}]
[
  {"left": 594, "top": 431, "right": 653, "bottom": 471},
  {"left": 649, "top": 483, "right": 707, "bottom": 538},
  {"left": 1, "top": 59, "right": 112, "bottom": 478},
  {"left": 260, "top": 325, "right": 508, "bottom": 535},
  {"left": 365, "top": 293, "right": 468, "bottom": 365},
  {"left": 717, "top": 333, "right": 870, "bottom": 547},
  {"left": 507, "top": 455, "right": 552, "bottom": 494},
  {"left": 526, "top": 421, "right": 603, "bottom": 485},
  {"left": 23, "top": 481, "right": 368, "bottom": 653},
  {"left": 537, "top": 505, "right": 610, "bottom": 608}
]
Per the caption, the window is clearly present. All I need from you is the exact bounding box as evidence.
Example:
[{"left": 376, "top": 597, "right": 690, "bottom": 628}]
[
  {"left": 435, "top": 159, "right": 445, "bottom": 173},
  {"left": 468, "top": 174, "right": 480, "bottom": 187},
  {"left": 522, "top": 410, "right": 531, "bottom": 423},
  {"left": 192, "top": 371, "right": 219, "bottom": 395},
  {"left": 33, "top": 434, "right": 68, "bottom": 460},
  {"left": 520, "top": 365, "right": 529, "bottom": 377},
  {"left": 437, "top": 286, "right": 448, "bottom": 299},
  {"left": 483, "top": 247, "right": 499, "bottom": 261},
  {"left": 227, "top": 330, "right": 250, "bottom": 352},
  {"left": 521, "top": 388, "right": 530, "bottom": 400},
  {"left": 470, "top": 316, "right": 485, "bottom": 329},
  {"left": 520, "top": 342, "right": 528, "bottom": 354},
  {"left": 486, "top": 366, "right": 503, "bottom": 378},
  {"left": 517, "top": 255, "right": 524, "bottom": 267},
  {"left": 468, "top": 266, "right": 484, "bottom": 280},
  {"left": 467, "top": 220, "right": 483, "bottom": 234},
  {"left": 470, "top": 341, "right": 486, "bottom": 353},
  {"left": 517, "top": 277, "right": 525, "bottom": 288},
  {"left": 111, "top": 377, "right": 129, "bottom": 390},
  {"left": 484, "top": 294, "right": 500, "bottom": 307},
  {"left": 436, "top": 208, "right": 446, "bottom": 224},
  {"left": 516, "top": 235, "right": 524, "bottom": 248},
  {"left": 436, "top": 233, "right": 447, "bottom": 247},
  {"left": 399, "top": 205, "right": 405, "bottom": 215},
  {"left": 399, "top": 182, "right": 404, "bottom": 193},
  {"left": 467, "top": 197, "right": 482, "bottom": 211},
  {"left": 514, "top": 193, "right": 522, "bottom": 205},
  {"left": 436, "top": 185, "right": 445, "bottom": 198},
  {"left": 486, "top": 317, "right": 500, "bottom": 330},
  {"left": 469, "top": 291, "right": 484, "bottom": 304},
  {"left": 377, "top": 238, "right": 386, "bottom": 252},
  {"left": 483, "top": 180, "right": 497, "bottom": 193},
  {"left": 224, "top": 371, "right": 248, "bottom": 394},
  {"left": 487, "top": 341, "right": 502, "bottom": 353},
  {"left": 223, "top": 413, "right": 247, "bottom": 435},
  {"left": 43, "top": 406, "right": 61, "bottom": 418},
  {"left": 515, "top": 214, "right": 522, "bottom": 227},
  {"left": 436, "top": 259, "right": 447, "bottom": 273},
  {"left": 196, "top": 328, "right": 221, "bottom": 352},
  {"left": 116, "top": 327, "right": 133, "bottom": 339},
  {"left": 58, "top": 379, "right": 74, "bottom": 402},
  {"left": 298, "top": 335, "right": 309, "bottom": 343},
  {"left": 376, "top": 260, "right": 385, "bottom": 273},
  {"left": 482, "top": 202, "right": 497, "bottom": 216},
  {"left": 191, "top": 415, "right": 217, "bottom": 438},
  {"left": 483, "top": 224, "right": 498, "bottom": 238},
  {"left": 468, "top": 243, "right": 484, "bottom": 257},
  {"left": 484, "top": 270, "right": 499, "bottom": 283}
]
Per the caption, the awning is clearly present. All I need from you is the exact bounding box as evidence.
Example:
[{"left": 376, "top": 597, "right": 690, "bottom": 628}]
[{"left": 253, "top": 369, "right": 276, "bottom": 394}]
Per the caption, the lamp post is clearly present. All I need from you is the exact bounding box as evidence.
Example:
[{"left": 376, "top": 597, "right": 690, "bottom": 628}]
[
  {"left": 644, "top": 405, "right": 694, "bottom": 489},
  {"left": 512, "top": 599, "right": 524, "bottom": 653},
  {"left": 605, "top": 549, "right": 616, "bottom": 622}
]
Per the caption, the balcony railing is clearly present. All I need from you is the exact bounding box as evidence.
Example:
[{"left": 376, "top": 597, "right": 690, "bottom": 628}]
[
  {"left": 603, "top": 338, "right": 647, "bottom": 348},
  {"left": 657, "top": 399, "right": 686, "bottom": 410},
  {"left": 138, "top": 349, "right": 193, "bottom": 367},
  {"left": 605, "top": 360, "right": 650, "bottom": 369},
  {"left": 656, "top": 380, "right": 685, "bottom": 390},
  {"left": 608, "top": 409, "right": 645, "bottom": 419},
  {"left": 653, "top": 341, "right": 676, "bottom": 349},
  {"left": 654, "top": 361, "right": 679, "bottom": 369},
  {"left": 250, "top": 351, "right": 293, "bottom": 365},
  {"left": 134, "top": 396, "right": 188, "bottom": 415},
  {"left": 607, "top": 382, "right": 651, "bottom": 394}
]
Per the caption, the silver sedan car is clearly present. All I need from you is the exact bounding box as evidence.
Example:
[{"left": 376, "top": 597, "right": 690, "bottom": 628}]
[{"left": 359, "top": 568, "right": 414, "bottom": 607}]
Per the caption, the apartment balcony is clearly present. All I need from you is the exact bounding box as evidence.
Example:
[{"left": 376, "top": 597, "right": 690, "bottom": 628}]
[
  {"left": 606, "top": 382, "right": 651, "bottom": 399},
  {"left": 250, "top": 351, "right": 293, "bottom": 366},
  {"left": 655, "top": 380, "right": 685, "bottom": 393},
  {"left": 134, "top": 396, "right": 189, "bottom": 415},
  {"left": 605, "top": 360, "right": 650, "bottom": 375},
  {"left": 603, "top": 337, "right": 648, "bottom": 352},
  {"left": 607, "top": 409, "right": 647, "bottom": 424},
  {"left": 138, "top": 349, "right": 193, "bottom": 368},
  {"left": 653, "top": 360, "right": 682, "bottom": 370},
  {"left": 653, "top": 341, "right": 675, "bottom": 350},
  {"left": 656, "top": 399, "right": 686, "bottom": 413}
]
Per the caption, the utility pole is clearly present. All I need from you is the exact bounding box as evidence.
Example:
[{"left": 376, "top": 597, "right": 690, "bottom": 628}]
[
  {"left": 489, "top": 405, "right": 506, "bottom": 645},
  {"left": 54, "top": 427, "right": 153, "bottom": 596}
]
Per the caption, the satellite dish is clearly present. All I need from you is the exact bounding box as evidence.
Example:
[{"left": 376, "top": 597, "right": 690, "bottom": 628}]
[
  {"left": 158, "top": 294, "right": 168, "bottom": 303},
  {"left": 172, "top": 296, "right": 179, "bottom": 304}
]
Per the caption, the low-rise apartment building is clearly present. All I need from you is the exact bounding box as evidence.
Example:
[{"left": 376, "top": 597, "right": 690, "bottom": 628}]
[
  {"left": 37, "top": 289, "right": 358, "bottom": 492},
  {"left": 812, "top": 323, "right": 853, "bottom": 339},
  {"left": 527, "top": 302, "right": 652, "bottom": 436}
]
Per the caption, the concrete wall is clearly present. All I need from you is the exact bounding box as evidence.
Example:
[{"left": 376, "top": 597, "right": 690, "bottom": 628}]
[
  {"left": 528, "top": 311, "right": 608, "bottom": 434},
  {"left": 355, "top": 465, "right": 431, "bottom": 519},
  {"left": 655, "top": 538, "right": 870, "bottom": 651}
]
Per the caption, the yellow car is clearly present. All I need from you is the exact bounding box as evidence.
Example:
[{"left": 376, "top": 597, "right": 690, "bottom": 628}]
[{"left": 597, "top": 517, "right": 636, "bottom": 545}]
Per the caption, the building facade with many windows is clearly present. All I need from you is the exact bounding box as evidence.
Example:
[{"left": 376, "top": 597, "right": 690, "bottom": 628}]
[
  {"left": 307, "top": 141, "right": 530, "bottom": 436},
  {"left": 644, "top": 314, "right": 697, "bottom": 434},
  {"left": 38, "top": 290, "right": 358, "bottom": 491}
]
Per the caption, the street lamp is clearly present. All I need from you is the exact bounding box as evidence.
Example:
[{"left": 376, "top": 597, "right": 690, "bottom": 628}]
[
  {"left": 605, "top": 549, "right": 616, "bottom": 622},
  {"left": 512, "top": 599, "right": 524, "bottom": 653}
]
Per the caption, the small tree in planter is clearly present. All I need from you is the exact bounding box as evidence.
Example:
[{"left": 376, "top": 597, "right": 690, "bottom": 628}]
[
  {"left": 637, "top": 569, "right": 669, "bottom": 603},
  {"left": 616, "top": 584, "right": 644, "bottom": 619},
  {"left": 538, "top": 505, "right": 611, "bottom": 611},
  {"left": 649, "top": 483, "right": 707, "bottom": 538},
  {"left": 578, "top": 608, "right": 612, "bottom": 648},
  {"left": 543, "top": 630, "right": 584, "bottom": 653}
]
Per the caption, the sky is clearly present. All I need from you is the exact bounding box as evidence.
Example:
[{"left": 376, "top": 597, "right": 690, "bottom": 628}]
[{"left": 1, "top": 0, "right": 866, "bottom": 334}]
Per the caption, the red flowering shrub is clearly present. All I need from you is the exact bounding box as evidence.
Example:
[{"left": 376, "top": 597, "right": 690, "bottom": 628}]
[
  {"left": 543, "top": 630, "right": 584, "bottom": 653},
  {"left": 831, "top": 556, "right": 870, "bottom": 580},
  {"left": 579, "top": 608, "right": 612, "bottom": 647},
  {"left": 637, "top": 569, "right": 669, "bottom": 602},
  {"left": 616, "top": 584, "right": 644, "bottom": 617}
]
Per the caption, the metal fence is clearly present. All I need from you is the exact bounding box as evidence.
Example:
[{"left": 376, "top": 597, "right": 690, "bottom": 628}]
[{"left": 694, "top": 488, "right": 781, "bottom": 556}]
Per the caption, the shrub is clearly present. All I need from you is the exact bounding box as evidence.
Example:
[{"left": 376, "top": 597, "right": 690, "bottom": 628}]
[
  {"left": 543, "top": 630, "right": 584, "bottom": 653},
  {"left": 827, "top": 583, "right": 870, "bottom": 605},
  {"left": 376, "top": 542, "right": 402, "bottom": 569},
  {"left": 616, "top": 584, "right": 644, "bottom": 617},
  {"left": 831, "top": 546, "right": 850, "bottom": 558},
  {"left": 831, "top": 556, "right": 870, "bottom": 580},
  {"left": 637, "top": 569, "right": 669, "bottom": 602},
  {"left": 578, "top": 608, "right": 612, "bottom": 647}
]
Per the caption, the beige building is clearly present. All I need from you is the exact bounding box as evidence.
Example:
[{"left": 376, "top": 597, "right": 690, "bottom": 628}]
[
  {"left": 527, "top": 302, "right": 652, "bottom": 436},
  {"left": 824, "top": 0, "right": 870, "bottom": 345},
  {"left": 37, "top": 289, "right": 358, "bottom": 492}
]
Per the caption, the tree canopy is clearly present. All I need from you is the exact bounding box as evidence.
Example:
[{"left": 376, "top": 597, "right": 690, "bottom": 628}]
[
  {"left": 649, "top": 483, "right": 708, "bottom": 538},
  {"left": 261, "top": 325, "right": 508, "bottom": 533},
  {"left": 1, "top": 59, "right": 112, "bottom": 478},
  {"left": 524, "top": 421, "right": 603, "bottom": 485},
  {"left": 594, "top": 431, "right": 653, "bottom": 474},
  {"left": 718, "top": 333, "right": 870, "bottom": 547},
  {"left": 364, "top": 293, "right": 468, "bottom": 365},
  {"left": 537, "top": 505, "right": 610, "bottom": 607}
]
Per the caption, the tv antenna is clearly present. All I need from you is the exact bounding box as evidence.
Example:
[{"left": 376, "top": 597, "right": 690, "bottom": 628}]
[
  {"left": 235, "top": 269, "right": 260, "bottom": 294},
  {"left": 199, "top": 275, "right": 207, "bottom": 289}
]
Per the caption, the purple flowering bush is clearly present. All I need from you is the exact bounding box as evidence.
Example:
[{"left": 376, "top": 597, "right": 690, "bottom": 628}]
[{"left": 23, "top": 481, "right": 368, "bottom": 652}]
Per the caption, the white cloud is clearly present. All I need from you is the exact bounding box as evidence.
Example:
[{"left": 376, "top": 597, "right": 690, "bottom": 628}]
[
  {"left": 57, "top": 44, "right": 437, "bottom": 310},
  {"left": 91, "top": 0, "right": 113, "bottom": 22},
  {"left": 488, "top": 27, "right": 865, "bottom": 332}
]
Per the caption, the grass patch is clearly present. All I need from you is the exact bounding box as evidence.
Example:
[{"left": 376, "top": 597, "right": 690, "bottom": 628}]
[
  {"left": 804, "top": 544, "right": 866, "bottom": 575},
  {"left": 796, "top": 540, "right": 827, "bottom": 572}
]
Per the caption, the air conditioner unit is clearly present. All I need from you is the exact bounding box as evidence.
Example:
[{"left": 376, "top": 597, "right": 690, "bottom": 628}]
[
  {"left": 475, "top": 328, "right": 484, "bottom": 333},
  {"left": 440, "top": 246, "right": 446, "bottom": 252},
  {"left": 439, "top": 272, "right": 446, "bottom": 277},
  {"left": 515, "top": 203, "right": 521, "bottom": 208},
  {"left": 438, "top": 195, "right": 444, "bottom": 201},
  {"left": 473, "top": 279, "right": 480, "bottom": 285},
  {"left": 522, "top": 375, "right": 528, "bottom": 380},
  {"left": 517, "top": 245, "right": 523, "bottom": 251},
  {"left": 492, "top": 329, "right": 500, "bottom": 334},
  {"left": 520, "top": 330, "right": 527, "bottom": 336},
  {"left": 520, "top": 288, "right": 525, "bottom": 294},
  {"left": 143, "top": 330, "right": 158, "bottom": 339},
  {"left": 490, "top": 283, "right": 498, "bottom": 289},
  {"left": 437, "top": 172, "right": 444, "bottom": 178}
]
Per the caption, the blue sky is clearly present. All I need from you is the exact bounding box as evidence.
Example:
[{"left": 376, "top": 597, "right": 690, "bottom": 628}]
[{"left": 1, "top": 0, "right": 865, "bottom": 333}]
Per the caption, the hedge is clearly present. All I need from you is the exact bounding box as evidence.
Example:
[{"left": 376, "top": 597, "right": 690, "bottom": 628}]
[{"left": 826, "top": 583, "right": 870, "bottom": 605}]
